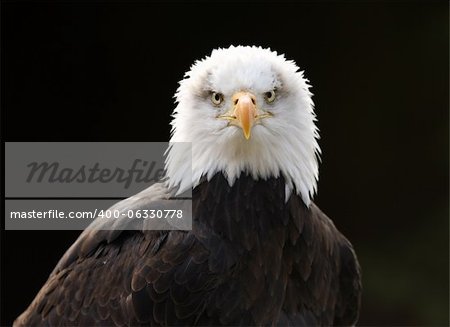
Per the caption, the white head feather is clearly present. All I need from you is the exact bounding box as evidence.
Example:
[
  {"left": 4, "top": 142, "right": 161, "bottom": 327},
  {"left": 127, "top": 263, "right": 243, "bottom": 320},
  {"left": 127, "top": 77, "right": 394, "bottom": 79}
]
[{"left": 165, "top": 45, "right": 320, "bottom": 206}]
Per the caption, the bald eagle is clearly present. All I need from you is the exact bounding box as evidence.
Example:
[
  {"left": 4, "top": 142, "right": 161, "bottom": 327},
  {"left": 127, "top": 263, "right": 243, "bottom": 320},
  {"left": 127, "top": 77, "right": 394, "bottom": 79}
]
[{"left": 15, "top": 46, "right": 362, "bottom": 326}]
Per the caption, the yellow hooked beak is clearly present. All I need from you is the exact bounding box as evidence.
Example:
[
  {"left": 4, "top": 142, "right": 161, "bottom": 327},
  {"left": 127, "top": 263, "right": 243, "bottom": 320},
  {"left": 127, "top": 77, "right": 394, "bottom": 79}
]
[{"left": 218, "top": 91, "right": 272, "bottom": 140}]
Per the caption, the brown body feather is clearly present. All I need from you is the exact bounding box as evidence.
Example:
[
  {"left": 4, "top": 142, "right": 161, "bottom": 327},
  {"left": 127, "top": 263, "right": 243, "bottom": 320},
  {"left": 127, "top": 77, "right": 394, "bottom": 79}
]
[{"left": 15, "top": 173, "right": 361, "bottom": 326}]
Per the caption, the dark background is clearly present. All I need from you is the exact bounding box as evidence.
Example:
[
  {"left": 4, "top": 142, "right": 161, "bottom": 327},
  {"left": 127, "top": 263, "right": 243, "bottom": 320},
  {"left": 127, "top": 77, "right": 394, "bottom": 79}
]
[{"left": 1, "top": 1, "right": 448, "bottom": 326}]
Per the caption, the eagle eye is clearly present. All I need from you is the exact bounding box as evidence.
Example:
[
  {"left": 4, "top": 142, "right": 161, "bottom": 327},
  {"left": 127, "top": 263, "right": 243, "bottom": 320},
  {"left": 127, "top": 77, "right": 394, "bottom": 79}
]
[
  {"left": 211, "top": 92, "right": 224, "bottom": 106},
  {"left": 264, "top": 90, "right": 276, "bottom": 103}
]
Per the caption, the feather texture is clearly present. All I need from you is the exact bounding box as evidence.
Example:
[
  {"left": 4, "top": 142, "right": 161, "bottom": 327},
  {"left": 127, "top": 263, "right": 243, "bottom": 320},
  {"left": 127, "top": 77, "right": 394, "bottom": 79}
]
[{"left": 14, "top": 175, "right": 361, "bottom": 326}]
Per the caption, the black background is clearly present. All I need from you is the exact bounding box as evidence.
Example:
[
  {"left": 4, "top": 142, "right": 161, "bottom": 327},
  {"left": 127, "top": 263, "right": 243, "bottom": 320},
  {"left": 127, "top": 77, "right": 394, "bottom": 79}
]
[{"left": 1, "top": 1, "right": 448, "bottom": 326}]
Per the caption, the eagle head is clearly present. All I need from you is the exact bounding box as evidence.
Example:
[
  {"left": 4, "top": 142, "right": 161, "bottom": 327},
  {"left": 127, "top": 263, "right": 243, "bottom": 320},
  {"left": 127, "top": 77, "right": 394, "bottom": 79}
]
[{"left": 165, "top": 45, "right": 320, "bottom": 206}]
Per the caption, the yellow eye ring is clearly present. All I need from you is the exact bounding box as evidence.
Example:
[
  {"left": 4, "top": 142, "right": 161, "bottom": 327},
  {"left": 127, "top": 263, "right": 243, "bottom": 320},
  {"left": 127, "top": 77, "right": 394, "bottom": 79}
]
[
  {"left": 211, "top": 92, "right": 224, "bottom": 105},
  {"left": 264, "top": 90, "right": 276, "bottom": 103}
]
